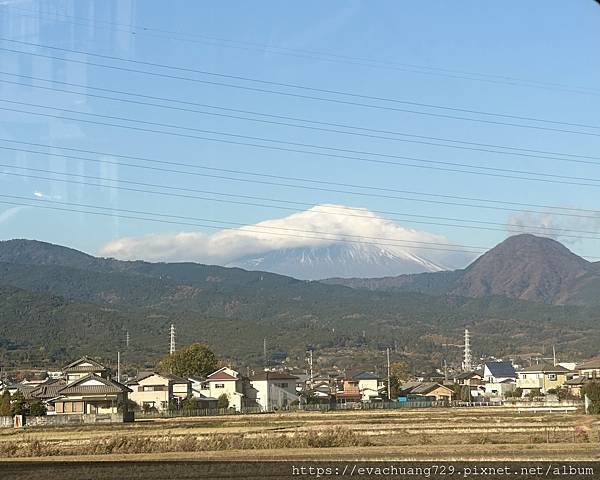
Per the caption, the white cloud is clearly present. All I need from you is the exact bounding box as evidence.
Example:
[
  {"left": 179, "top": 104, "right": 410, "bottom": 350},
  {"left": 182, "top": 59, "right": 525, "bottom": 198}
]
[
  {"left": 507, "top": 209, "right": 600, "bottom": 244},
  {"left": 0, "top": 206, "right": 28, "bottom": 225},
  {"left": 99, "top": 204, "right": 474, "bottom": 270}
]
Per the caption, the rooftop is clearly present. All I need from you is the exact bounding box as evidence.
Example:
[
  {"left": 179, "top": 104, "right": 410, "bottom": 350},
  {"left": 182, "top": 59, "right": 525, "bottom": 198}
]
[
  {"left": 521, "top": 363, "right": 571, "bottom": 373},
  {"left": 251, "top": 372, "right": 299, "bottom": 381},
  {"left": 484, "top": 362, "right": 517, "bottom": 379}
]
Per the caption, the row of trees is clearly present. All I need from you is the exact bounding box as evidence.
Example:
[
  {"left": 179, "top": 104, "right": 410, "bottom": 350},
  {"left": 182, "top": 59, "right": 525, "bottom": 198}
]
[{"left": 0, "top": 390, "right": 46, "bottom": 417}]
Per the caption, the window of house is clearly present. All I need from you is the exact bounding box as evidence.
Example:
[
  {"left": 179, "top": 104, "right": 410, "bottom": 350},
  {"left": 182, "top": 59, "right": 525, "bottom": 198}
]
[
  {"left": 547, "top": 373, "right": 557, "bottom": 381},
  {"left": 215, "top": 383, "right": 225, "bottom": 388}
]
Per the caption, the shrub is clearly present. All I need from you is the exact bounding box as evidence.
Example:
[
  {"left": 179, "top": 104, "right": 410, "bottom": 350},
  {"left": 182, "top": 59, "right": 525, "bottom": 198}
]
[
  {"left": 582, "top": 381, "right": 600, "bottom": 414},
  {"left": 29, "top": 401, "right": 47, "bottom": 416},
  {"left": 217, "top": 393, "right": 229, "bottom": 410}
]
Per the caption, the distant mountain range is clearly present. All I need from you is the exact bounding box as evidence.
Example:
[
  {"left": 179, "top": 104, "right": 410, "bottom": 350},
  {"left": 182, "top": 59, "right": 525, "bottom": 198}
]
[
  {"left": 323, "top": 234, "right": 600, "bottom": 305},
  {"left": 0, "top": 235, "right": 599, "bottom": 370}
]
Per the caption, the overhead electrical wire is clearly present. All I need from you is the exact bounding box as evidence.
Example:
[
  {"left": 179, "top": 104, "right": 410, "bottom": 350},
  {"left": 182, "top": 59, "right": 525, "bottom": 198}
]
[
  {"left": 4, "top": 165, "right": 600, "bottom": 242},
  {"left": 3, "top": 5, "right": 600, "bottom": 96},
  {"left": 1, "top": 193, "right": 599, "bottom": 260},
  {"left": 3, "top": 102, "right": 600, "bottom": 190},
  {"left": 3, "top": 100, "right": 600, "bottom": 189},
  {"left": 2, "top": 141, "right": 600, "bottom": 220},
  {"left": 1, "top": 73, "right": 599, "bottom": 167},
  {"left": 1, "top": 42, "right": 599, "bottom": 137},
  {"left": 0, "top": 193, "right": 483, "bottom": 255}
]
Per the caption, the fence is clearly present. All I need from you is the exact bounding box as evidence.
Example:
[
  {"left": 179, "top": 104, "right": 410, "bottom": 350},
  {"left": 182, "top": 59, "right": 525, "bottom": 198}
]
[
  {"left": 136, "top": 406, "right": 264, "bottom": 419},
  {"left": 136, "top": 400, "right": 453, "bottom": 418},
  {"left": 0, "top": 412, "right": 134, "bottom": 428}
]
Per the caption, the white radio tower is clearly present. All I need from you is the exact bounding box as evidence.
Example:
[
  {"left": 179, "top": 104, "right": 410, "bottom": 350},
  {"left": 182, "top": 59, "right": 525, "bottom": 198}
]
[
  {"left": 169, "top": 324, "right": 176, "bottom": 355},
  {"left": 462, "top": 328, "right": 472, "bottom": 372}
]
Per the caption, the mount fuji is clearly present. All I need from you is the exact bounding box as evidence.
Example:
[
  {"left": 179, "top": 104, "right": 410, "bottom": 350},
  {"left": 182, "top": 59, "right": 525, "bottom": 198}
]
[
  {"left": 100, "top": 204, "right": 475, "bottom": 279},
  {"left": 228, "top": 242, "right": 448, "bottom": 280}
]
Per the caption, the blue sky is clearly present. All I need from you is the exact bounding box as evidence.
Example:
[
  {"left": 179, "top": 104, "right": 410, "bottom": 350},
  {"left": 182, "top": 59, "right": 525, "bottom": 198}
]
[{"left": 0, "top": 0, "right": 599, "bottom": 266}]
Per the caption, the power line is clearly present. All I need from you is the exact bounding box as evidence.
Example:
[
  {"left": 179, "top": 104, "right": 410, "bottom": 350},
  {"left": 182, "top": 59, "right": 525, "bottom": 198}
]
[
  {"left": 0, "top": 193, "right": 482, "bottom": 254},
  {"left": 1, "top": 42, "right": 599, "bottom": 137},
  {"left": 1, "top": 193, "right": 598, "bottom": 260},
  {"left": 4, "top": 139, "right": 600, "bottom": 219},
  {"left": 3, "top": 100, "right": 600, "bottom": 189},
  {"left": 2, "top": 72, "right": 600, "bottom": 167},
  {"left": 3, "top": 141, "right": 600, "bottom": 221},
  {"left": 4, "top": 4, "right": 600, "bottom": 96},
  {"left": 4, "top": 166, "right": 600, "bottom": 242}
]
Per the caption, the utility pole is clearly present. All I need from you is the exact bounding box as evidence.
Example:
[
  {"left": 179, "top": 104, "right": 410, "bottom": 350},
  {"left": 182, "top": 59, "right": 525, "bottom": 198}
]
[
  {"left": 263, "top": 338, "right": 267, "bottom": 368},
  {"left": 552, "top": 345, "right": 557, "bottom": 366},
  {"left": 117, "top": 351, "right": 121, "bottom": 383},
  {"left": 307, "top": 349, "right": 314, "bottom": 385},
  {"left": 386, "top": 347, "right": 391, "bottom": 401},
  {"left": 125, "top": 330, "right": 130, "bottom": 349},
  {"left": 169, "top": 324, "right": 176, "bottom": 355}
]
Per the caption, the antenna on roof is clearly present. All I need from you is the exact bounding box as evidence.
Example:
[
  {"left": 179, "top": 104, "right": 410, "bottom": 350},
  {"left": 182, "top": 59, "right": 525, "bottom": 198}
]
[{"left": 169, "top": 324, "right": 176, "bottom": 355}]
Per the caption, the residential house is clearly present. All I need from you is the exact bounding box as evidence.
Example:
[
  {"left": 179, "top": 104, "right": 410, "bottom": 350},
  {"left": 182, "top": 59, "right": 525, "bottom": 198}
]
[
  {"left": 516, "top": 364, "right": 570, "bottom": 395},
  {"left": 49, "top": 356, "right": 131, "bottom": 415},
  {"left": 563, "top": 376, "right": 588, "bottom": 398},
  {"left": 453, "top": 371, "right": 483, "bottom": 386},
  {"left": 483, "top": 362, "right": 517, "bottom": 383},
  {"left": 577, "top": 357, "right": 600, "bottom": 380},
  {"left": 187, "top": 376, "right": 218, "bottom": 408},
  {"left": 201, "top": 367, "right": 250, "bottom": 412},
  {"left": 483, "top": 361, "right": 517, "bottom": 398},
  {"left": 63, "top": 356, "right": 109, "bottom": 383},
  {"left": 353, "top": 371, "right": 384, "bottom": 401},
  {"left": 398, "top": 382, "right": 453, "bottom": 402},
  {"left": 127, "top": 372, "right": 192, "bottom": 411},
  {"left": 53, "top": 374, "right": 131, "bottom": 414},
  {"left": 26, "top": 378, "right": 67, "bottom": 413},
  {"left": 250, "top": 371, "right": 299, "bottom": 411},
  {"left": 335, "top": 379, "right": 362, "bottom": 404},
  {"left": 21, "top": 373, "right": 48, "bottom": 386},
  {"left": 307, "top": 380, "right": 335, "bottom": 404}
]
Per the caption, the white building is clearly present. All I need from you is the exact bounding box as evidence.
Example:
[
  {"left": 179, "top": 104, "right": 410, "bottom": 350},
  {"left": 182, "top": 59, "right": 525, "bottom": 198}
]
[
  {"left": 201, "top": 367, "right": 248, "bottom": 412},
  {"left": 250, "top": 372, "right": 299, "bottom": 411},
  {"left": 127, "top": 372, "right": 191, "bottom": 411},
  {"left": 352, "top": 371, "right": 384, "bottom": 401}
]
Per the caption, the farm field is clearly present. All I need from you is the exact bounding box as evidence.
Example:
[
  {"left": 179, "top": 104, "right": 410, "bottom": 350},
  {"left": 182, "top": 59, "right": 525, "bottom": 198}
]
[{"left": 0, "top": 407, "right": 599, "bottom": 462}]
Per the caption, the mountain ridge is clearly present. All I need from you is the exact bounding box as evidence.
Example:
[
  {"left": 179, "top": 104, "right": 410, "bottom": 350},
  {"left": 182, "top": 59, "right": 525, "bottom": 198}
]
[
  {"left": 323, "top": 234, "right": 600, "bottom": 305},
  {"left": 0, "top": 236, "right": 599, "bottom": 370}
]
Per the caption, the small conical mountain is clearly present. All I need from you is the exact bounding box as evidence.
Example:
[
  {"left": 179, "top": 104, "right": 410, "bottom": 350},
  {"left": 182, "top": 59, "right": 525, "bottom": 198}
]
[
  {"left": 324, "top": 234, "right": 600, "bottom": 305},
  {"left": 450, "top": 234, "right": 594, "bottom": 303}
]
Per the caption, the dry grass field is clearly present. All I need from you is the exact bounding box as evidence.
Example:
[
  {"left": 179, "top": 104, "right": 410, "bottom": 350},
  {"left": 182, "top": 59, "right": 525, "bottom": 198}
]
[{"left": 0, "top": 407, "right": 598, "bottom": 462}]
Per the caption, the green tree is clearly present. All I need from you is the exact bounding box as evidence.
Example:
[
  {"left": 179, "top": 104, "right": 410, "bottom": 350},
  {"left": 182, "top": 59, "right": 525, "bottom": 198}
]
[
  {"left": 582, "top": 382, "right": 600, "bottom": 415},
  {"left": 29, "top": 401, "right": 47, "bottom": 416},
  {"left": 0, "top": 390, "right": 11, "bottom": 416},
  {"left": 10, "top": 390, "right": 27, "bottom": 416},
  {"left": 158, "top": 343, "right": 218, "bottom": 378},
  {"left": 388, "top": 361, "right": 409, "bottom": 399},
  {"left": 217, "top": 393, "right": 229, "bottom": 410},
  {"left": 181, "top": 394, "right": 197, "bottom": 411}
]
